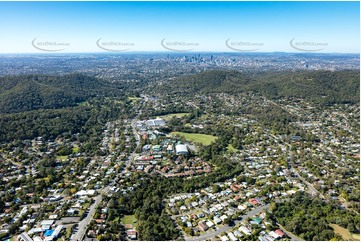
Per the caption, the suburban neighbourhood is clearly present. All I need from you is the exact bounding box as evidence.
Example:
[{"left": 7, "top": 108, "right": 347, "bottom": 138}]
[{"left": 1, "top": 86, "right": 359, "bottom": 241}]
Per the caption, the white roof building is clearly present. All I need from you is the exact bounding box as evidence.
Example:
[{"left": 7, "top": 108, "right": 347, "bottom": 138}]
[
  {"left": 206, "top": 220, "right": 214, "bottom": 228},
  {"left": 175, "top": 144, "right": 189, "bottom": 155},
  {"left": 75, "top": 190, "right": 96, "bottom": 197},
  {"left": 145, "top": 118, "right": 166, "bottom": 127},
  {"left": 221, "top": 235, "right": 229, "bottom": 241},
  {"left": 51, "top": 225, "right": 63, "bottom": 239},
  {"left": 33, "top": 236, "right": 44, "bottom": 241},
  {"left": 48, "top": 214, "right": 58, "bottom": 220},
  {"left": 213, "top": 216, "right": 222, "bottom": 224},
  {"left": 227, "top": 232, "right": 238, "bottom": 241},
  {"left": 239, "top": 226, "right": 251, "bottom": 235},
  {"left": 18, "top": 232, "right": 33, "bottom": 241},
  {"left": 220, "top": 215, "right": 228, "bottom": 221},
  {"left": 40, "top": 220, "right": 54, "bottom": 226}
]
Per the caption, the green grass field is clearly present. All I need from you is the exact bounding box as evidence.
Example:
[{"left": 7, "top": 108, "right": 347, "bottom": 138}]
[
  {"left": 128, "top": 97, "right": 141, "bottom": 105},
  {"left": 122, "top": 214, "right": 137, "bottom": 227},
  {"left": 128, "top": 97, "right": 141, "bottom": 104},
  {"left": 78, "top": 101, "right": 90, "bottom": 107},
  {"left": 329, "top": 224, "right": 360, "bottom": 241},
  {"left": 184, "top": 123, "right": 192, "bottom": 128},
  {"left": 72, "top": 146, "right": 79, "bottom": 153},
  {"left": 128, "top": 97, "right": 141, "bottom": 100},
  {"left": 56, "top": 155, "right": 68, "bottom": 161},
  {"left": 170, "top": 132, "right": 217, "bottom": 146},
  {"left": 227, "top": 144, "right": 238, "bottom": 153},
  {"left": 156, "top": 112, "right": 190, "bottom": 121}
]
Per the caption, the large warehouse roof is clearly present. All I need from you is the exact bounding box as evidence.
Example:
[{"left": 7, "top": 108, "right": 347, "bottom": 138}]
[
  {"left": 175, "top": 144, "right": 189, "bottom": 155},
  {"left": 145, "top": 118, "right": 166, "bottom": 127}
]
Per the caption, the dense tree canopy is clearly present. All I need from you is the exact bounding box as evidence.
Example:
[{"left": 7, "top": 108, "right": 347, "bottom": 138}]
[
  {"left": 271, "top": 192, "right": 360, "bottom": 241},
  {"left": 0, "top": 73, "right": 123, "bottom": 114},
  {"left": 158, "top": 70, "right": 360, "bottom": 106}
]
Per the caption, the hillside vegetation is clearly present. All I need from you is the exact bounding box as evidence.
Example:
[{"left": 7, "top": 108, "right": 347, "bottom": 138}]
[
  {"left": 0, "top": 73, "right": 122, "bottom": 114},
  {"left": 158, "top": 69, "right": 359, "bottom": 105},
  {"left": 270, "top": 192, "right": 360, "bottom": 241}
]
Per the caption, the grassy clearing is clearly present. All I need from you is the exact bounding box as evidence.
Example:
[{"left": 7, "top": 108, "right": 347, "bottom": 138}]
[
  {"left": 170, "top": 132, "right": 217, "bottom": 146},
  {"left": 122, "top": 214, "right": 137, "bottom": 227},
  {"left": 329, "top": 224, "right": 359, "bottom": 241},
  {"left": 156, "top": 112, "right": 190, "bottom": 121},
  {"left": 56, "top": 155, "right": 68, "bottom": 161},
  {"left": 72, "top": 146, "right": 79, "bottom": 153},
  {"left": 227, "top": 144, "right": 238, "bottom": 153},
  {"left": 184, "top": 123, "right": 192, "bottom": 128},
  {"left": 353, "top": 234, "right": 360, "bottom": 240},
  {"left": 128, "top": 97, "right": 141, "bottom": 103},
  {"left": 10, "top": 236, "right": 18, "bottom": 241},
  {"left": 128, "top": 97, "right": 141, "bottom": 100},
  {"left": 161, "top": 160, "right": 171, "bottom": 166},
  {"left": 78, "top": 101, "right": 90, "bottom": 107},
  {"left": 128, "top": 97, "right": 141, "bottom": 105}
]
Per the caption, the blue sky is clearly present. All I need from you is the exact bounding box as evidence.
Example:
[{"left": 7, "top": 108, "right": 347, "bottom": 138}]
[{"left": 0, "top": 1, "right": 359, "bottom": 53}]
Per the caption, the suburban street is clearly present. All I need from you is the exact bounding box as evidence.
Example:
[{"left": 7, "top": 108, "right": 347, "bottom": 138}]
[
  {"left": 126, "top": 118, "right": 141, "bottom": 167},
  {"left": 70, "top": 186, "right": 110, "bottom": 241},
  {"left": 277, "top": 223, "right": 303, "bottom": 241},
  {"left": 269, "top": 133, "right": 325, "bottom": 200},
  {"left": 186, "top": 204, "right": 270, "bottom": 241},
  {"left": 286, "top": 144, "right": 326, "bottom": 200}
]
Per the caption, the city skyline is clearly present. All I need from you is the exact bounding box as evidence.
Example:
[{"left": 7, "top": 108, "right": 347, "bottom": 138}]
[{"left": 0, "top": 1, "right": 359, "bottom": 53}]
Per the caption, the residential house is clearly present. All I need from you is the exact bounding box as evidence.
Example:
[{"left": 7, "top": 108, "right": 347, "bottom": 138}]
[
  {"left": 213, "top": 217, "right": 222, "bottom": 224},
  {"left": 206, "top": 220, "right": 214, "bottom": 228},
  {"left": 126, "top": 229, "right": 137, "bottom": 240},
  {"left": 198, "top": 221, "right": 209, "bottom": 232}
]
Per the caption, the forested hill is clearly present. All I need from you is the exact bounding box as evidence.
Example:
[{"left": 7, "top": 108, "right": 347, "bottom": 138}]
[
  {"left": 160, "top": 70, "right": 254, "bottom": 94},
  {"left": 0, "top": 74, "right": 122, "bottom": 114},
  {"left": 251, "top": 70, "right": 360, "bottom": 105},
  {"left": 158, "top": 69, "right": 359, "bottom": 105},
  {"left": 1, "top": 69, "right": 359, "bottom": 114}
]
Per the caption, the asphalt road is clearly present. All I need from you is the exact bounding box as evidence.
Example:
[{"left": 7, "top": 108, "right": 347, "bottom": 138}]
[
  {"left": 126, "top": 119, "right": 140, "bottom": 167},
  {"left": 291, "top": 167, "right": 319, "bottom": 196},
  {"left": 269, "top": 133, "right": 325, "bottom": 200},
  {"left": 277, "top": 223, "right": 303, "bottom": 241},
  {"left": 70, "top": 187, "right": 110, "bottom": 241}
]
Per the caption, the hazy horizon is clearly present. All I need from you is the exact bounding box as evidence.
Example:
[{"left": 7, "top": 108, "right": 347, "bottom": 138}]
[{"left": 0, "top": 1, "right": 359, "bottom": 54}]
